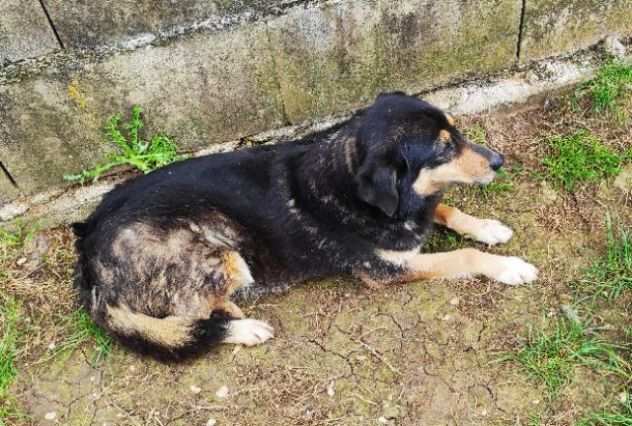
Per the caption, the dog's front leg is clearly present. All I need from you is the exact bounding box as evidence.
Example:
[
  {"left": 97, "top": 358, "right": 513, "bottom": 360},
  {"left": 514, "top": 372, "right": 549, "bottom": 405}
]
[
  {"left": 433, "top": 203, "right": 513, "bottom": 246},
  {"left": 373, "top": 248, "right": 538, "bottom": 286}
]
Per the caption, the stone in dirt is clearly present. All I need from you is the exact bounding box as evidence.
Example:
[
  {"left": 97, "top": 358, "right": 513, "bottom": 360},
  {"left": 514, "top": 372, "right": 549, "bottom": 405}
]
[{"left": 614, "top": 164, "right": 632, "bottom": 193}]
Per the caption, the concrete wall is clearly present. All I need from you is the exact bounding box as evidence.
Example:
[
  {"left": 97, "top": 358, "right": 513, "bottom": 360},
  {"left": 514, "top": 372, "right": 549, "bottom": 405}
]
[{"left": 1, "top": 0, "right": 632, "bottom": 205}]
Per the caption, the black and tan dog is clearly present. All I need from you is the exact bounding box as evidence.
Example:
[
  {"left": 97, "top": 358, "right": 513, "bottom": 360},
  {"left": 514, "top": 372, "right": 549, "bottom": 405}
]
[{"left": 73, "top": 92, "right": 538, "bottom": 361}]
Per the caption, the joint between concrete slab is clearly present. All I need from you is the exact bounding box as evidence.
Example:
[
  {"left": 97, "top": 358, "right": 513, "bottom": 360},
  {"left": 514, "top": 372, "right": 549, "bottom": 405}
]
[
  {"left": 516, "top": 0, "right": 527, "bottom": 61},
  {"left": 37, "top": 0, "right": 65, "bottom": 50},
  {"left": 0, "top": 161, "right": 20, "bottom": 189},
  {"left": 264, "top": 22, "right": 291, "bottom": 126}
]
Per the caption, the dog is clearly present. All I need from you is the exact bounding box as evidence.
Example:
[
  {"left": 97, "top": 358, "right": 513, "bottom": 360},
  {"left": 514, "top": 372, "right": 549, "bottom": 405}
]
[{"left": 72, "top": 92, "right": 538, "bottom": 361}]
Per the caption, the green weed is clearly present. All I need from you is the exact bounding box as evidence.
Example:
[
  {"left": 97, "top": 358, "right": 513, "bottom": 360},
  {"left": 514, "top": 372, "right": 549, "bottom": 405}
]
[
  {"left": 0, "top": 297, "right": 24, "bottom": 425},
  {"left": 0, "top": 297, "right": 20, "bottom": 397},
  {"left": 581, "top": 218, "right": 632, "bottom": 300},
  {"left": 64, "top": 105, "right": 183, "bottom": 183},
  {"left": 481, "top": 167, "right": 515, "bottom": 196},
  {"left": 515, "top": 318, "right": 630, "bottom": 398},
  {"left": 0, "top": 222, "right": 33, "bottom": 251},
  {"left": 577, "top": 396, "right": 632, "bottom": 426},
  {"left": 464, "top": 124, "right": 488, "bottom": 146},
  {"left": 542, "top": 130, "right": 622, "bottom": 191},
  {"left": 52, "top": 310, "right": 112, "bottom": 364},
  {"left": 575, "top": 60, "right": 632, "bottom": 118}
]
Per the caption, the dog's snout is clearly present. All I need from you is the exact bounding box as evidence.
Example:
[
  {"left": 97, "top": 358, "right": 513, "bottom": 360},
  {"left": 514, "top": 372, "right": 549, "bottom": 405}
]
[{"left": 490, "top": 153, "right": 504, "bottom": 171}]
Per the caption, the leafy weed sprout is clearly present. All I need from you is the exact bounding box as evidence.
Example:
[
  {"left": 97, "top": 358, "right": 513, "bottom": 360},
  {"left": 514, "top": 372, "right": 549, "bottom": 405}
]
[
  {"left": 542, "top": 130, "right": 622, "bottom": 191},
  {"left": 65, "top": 105, "right": 183, "bottom": 183}
]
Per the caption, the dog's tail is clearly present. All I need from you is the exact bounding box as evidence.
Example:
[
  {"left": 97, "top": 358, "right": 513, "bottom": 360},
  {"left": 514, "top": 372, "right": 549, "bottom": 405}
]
[{"left": 102, "top": 304, "right": 231, "bottom": 362}]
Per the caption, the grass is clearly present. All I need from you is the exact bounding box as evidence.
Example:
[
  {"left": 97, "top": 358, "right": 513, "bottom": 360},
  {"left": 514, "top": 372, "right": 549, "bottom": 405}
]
[
  {"left": 580, "top": 218, "right": 632, "bottom": 300},
  {"left": 64, "top": 105, "right": 183, "bottom": 183},
  {"left": 50, "top": 309, "right": 113, "bottom": 365},
  {"left": 542, "top": 130, "right": 622, "bottom": 191},
  {"left": 515, "top": 317, "right": 630, "bottom": 398},
  {"left": 575, "top": 60, "right": 632, "bottom": 119},
  {"left": 577, "top": 397, "right": 632, "bottom": 426},
  {"left": 0, "top": 297, "right": 22, "bottom": 425},
  {"left": 0, "top": 297, "right": 20, "bottom": 397}
]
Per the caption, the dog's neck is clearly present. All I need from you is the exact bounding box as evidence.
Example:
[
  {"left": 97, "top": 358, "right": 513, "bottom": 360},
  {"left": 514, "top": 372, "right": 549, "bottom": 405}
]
[{"left": 296, "top": 126, "right": 359, "bottom": 200}]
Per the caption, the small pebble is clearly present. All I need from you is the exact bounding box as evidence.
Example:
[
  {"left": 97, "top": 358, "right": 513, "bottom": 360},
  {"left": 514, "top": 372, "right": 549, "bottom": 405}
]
[
  {"left": 449, "top": 297, "right": 459, "bottom": 306},
  {"left": 378, "top": 417, "right": 389, "bottom": 424},
  {"left": 206, "top": 419, "right": 217, "bottom": 426},
  {"left": 44, "top": 411, "right": 56, "bottom": 421},
  {"left": 619, "top": 392, "right": 629, "bottom": 403},
  {"left": 442, "top": 314, "right": 452, "bottom": 321},
  {"left": 326, "top": 381, "right": 335, "bottom": 397},
  {"left": 47, "top": 342, "right": 56, "bottom": 350},
  {"left": 16, "top": 257, "right": 27, "bottom": 266},
  {"left": 215, "top": 385, "right": 229, "bottom": 399},
  {"left": 190, "top": 385, "right": 202, "bottom": 394}
]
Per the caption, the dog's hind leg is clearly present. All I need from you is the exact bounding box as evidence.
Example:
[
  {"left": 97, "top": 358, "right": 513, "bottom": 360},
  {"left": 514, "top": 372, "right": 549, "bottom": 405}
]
[
  {"left": 433, "top": 203, "right": 513, "bottom": 246},
  {"left": 207, "top": 251, "right": 275, "bottom": 347},
  {"left": 375, "top": 248, "right": 538, "bottom": 286}
]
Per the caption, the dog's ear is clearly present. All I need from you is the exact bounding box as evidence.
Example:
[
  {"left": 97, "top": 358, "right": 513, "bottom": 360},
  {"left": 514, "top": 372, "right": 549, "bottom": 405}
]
[{"left": 356, "top": 153, "right": 401, "bottom": 217}]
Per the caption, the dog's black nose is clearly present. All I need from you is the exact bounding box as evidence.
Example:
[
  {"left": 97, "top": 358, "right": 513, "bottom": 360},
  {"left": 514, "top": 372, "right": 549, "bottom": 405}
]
[{"left": 490, "top": 153, "right": 504, "bottom": 171}]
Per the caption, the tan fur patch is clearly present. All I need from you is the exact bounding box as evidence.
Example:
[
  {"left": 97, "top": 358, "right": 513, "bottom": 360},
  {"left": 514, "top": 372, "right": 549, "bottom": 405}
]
[
  {"left": 433, "top": 203, "right": 455, "bottom": 227},
  {"left": 438, "top": 129, "right": 451, "bottom": 142},
  {"left": 445, "top": 113, "right": 455, "bottom": 126},
  {"left": 455, "top": 147, "right": 490, "bottom": 179},
  {"left": 222, "top": 251, "right": 254, "bottom": 293},
  {"left": 412, "top": 146, "right": 493, "bottom": 196},
  {"left": 433, "top": 203, "right": 480, "bottom": 236},
  {"left": 107, "top": 304, "right": 192, "bottom": 347}
]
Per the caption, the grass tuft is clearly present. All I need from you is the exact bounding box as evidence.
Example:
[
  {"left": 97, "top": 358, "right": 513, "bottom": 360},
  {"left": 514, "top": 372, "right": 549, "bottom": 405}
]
[
  {"left": 542, "top": 130, "right": 622, "bottom": 191},
  {"left": 577, "top": 396, "right": 632, "bottom": 426},
  {"left": 64, "top": 105, "right": 183, "bottom": 183},
  {"left": 0, "top": 297, "right": 20, "bottom": 397},
  {"left": 515, "top": 318, "right": 630, "bottom": 398},
  {"left": 0, "top": 297, "right": 24, "bottom": 425},
  {"left": 51, "top": 310, "right": 113, "bottom": 364},
  {"left": 581, "top": 218, "right": 632, "bottom": 300},
  {"left": 575, "top": 60, "right": 632, "bottom": 118}
]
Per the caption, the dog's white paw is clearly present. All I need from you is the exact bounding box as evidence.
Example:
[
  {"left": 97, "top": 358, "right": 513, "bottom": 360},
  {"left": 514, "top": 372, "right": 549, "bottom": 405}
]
[
  {"left": 490, "top": 256, "right": 539, "bottom": 286},
  {"left": 469, "top": 219, "right": 513, "bottom": 245},
  {"left": 223, "top": 319, "right": 274, "bottom": 346}
]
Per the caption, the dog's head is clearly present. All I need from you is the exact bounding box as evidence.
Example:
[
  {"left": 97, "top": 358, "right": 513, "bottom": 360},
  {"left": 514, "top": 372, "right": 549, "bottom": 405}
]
[{"left": 354, "top": 92, "right": 504, "bottom": 217}]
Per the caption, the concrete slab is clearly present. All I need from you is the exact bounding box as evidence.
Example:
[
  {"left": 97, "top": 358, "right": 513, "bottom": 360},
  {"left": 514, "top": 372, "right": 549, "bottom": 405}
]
[
  {"left": 0, "top": 24, "right": 284, "bottom": 196},
  {"left": 41, "top": 0, "right": 302, "bottom": 49},
  {"left": 0, "top": 0, "right": 60, "bottom": 64},
  {"left": 521, "top": 0, "right": 632, "bottom": 61},
  {"left": 268, "top": 0, "right": 523, "bottom": 123}
]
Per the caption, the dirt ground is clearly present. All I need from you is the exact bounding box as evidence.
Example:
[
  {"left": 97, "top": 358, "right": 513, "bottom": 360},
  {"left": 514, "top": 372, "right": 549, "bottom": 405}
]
[{"left": 1, "top": 92, "right": 631, "bottom": 425}]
